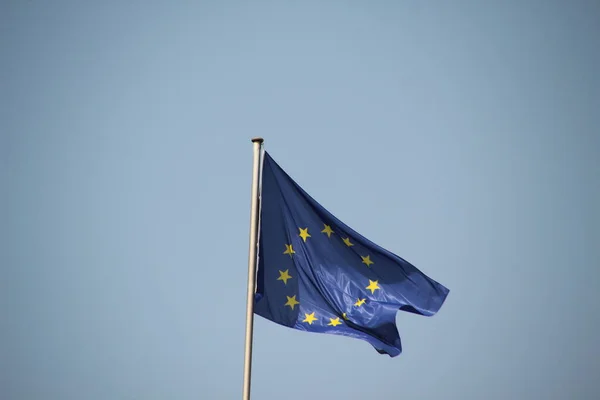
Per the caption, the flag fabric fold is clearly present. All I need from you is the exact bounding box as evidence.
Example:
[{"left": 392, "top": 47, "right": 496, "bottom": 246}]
[{"left": 254, "top": 151, "right": 449, "bottom": 356}]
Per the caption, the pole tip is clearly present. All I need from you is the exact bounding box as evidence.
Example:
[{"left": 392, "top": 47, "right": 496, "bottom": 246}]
[{"left": 251, "top": 137, "right": 264, "bottom": 144}]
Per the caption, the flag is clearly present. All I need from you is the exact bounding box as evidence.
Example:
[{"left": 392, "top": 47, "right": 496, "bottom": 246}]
[{"left": 254, "top": 151, "right": 449, "bottom": 357}]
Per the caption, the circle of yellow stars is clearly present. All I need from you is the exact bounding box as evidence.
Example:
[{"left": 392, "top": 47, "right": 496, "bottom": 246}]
[{"left": 278, "top": 223, "right": 382, "bottom": 327}]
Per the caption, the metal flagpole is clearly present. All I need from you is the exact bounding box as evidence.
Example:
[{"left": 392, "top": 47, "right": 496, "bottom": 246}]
[{"left": 242, "top": 137, "right": 263, "bottom": 400}]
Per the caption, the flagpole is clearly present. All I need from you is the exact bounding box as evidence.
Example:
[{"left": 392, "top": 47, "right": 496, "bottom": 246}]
[{"left": 242, "top": 137, "right": 263, "bottom": 400}]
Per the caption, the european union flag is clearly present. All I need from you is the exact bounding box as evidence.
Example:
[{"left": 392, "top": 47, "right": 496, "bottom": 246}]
[{"left": 254, "top": 152, "right": 449, "bottom": 357}]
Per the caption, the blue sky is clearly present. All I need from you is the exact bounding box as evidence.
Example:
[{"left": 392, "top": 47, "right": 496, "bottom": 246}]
[{"left": 3, "top": 1, "right": 599, "bottom": 399}]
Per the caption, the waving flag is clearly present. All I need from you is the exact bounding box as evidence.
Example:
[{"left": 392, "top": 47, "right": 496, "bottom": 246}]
[{"left": 254, "top": 151, "right": 449, "bottom": 357}]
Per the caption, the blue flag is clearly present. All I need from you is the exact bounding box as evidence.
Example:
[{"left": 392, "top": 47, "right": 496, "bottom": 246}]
[{"left": 254, "top": 152, "right": 449, "bottom": 357}]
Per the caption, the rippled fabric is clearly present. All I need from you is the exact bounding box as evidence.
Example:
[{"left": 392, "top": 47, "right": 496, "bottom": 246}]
[{"left": 254, "top": 151, "right": 449, "bottom": 357}]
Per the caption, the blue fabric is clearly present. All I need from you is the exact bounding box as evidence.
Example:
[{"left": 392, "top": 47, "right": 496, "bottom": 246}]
[{"left": 254, "top": 152, "right": 449, "bottom": 356}]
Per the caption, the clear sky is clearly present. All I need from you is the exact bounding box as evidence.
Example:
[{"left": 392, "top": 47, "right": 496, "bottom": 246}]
[{"left": 2, "top": 1, "right": 599, "bottom": 399}]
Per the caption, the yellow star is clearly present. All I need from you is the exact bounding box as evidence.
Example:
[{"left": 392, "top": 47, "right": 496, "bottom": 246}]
[
  {"left": 283, "top": 244, "right": 295, "bottom": 257},
  {"left": 298, "top": 227, "right": 311, "bottom": 242},
  {"left": 277, "top": 269, "right": 292, "bottom": 285},
  {"left": 342, "top": 313, "right": 349, "bottom": 320},
  {"left": 366, "top": 279, "right": 380, "bottom": 294},
  {"left": 361, "top": 255, "right": 374, "bottom": 267},
  {"left": 354, "top": 298, "right": 366, "bottom": 307},
  {"left": 302, "top": 312, "right": 317, "bottom": 325},
  {"left": 327, "top": 317, "right": 342, "bottom": 327},
  {"left": 321, "top": 224, "right": 334, "bottom": 238},
  {"left": 284, "top": 295, "right": 300, "bottom": 310},
  {"left": 342, "top": 237, "right": 353, "bottom": 247}
]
